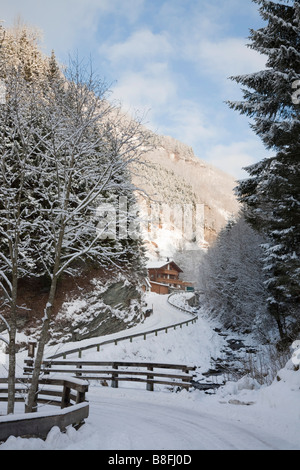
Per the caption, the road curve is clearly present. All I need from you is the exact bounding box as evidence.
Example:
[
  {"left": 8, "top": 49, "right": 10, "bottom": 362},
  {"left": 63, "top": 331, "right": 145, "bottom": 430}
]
[{"left": 73, "top": 390, "right": 296, "bottom": 450}]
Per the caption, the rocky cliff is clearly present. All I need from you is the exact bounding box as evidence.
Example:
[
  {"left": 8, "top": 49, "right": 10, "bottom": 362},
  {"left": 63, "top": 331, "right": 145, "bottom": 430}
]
[
  {"left": 132, "top": 133, "right": 240, "bottom": 259},
  {"left": 49, "top": 273, "right": 145, "bottom": 344}
]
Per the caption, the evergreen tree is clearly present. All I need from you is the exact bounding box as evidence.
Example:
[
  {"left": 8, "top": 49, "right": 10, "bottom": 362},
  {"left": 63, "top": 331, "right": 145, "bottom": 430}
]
[
  {"left": 227, "top": 0, "right": 300, "bottom": 344},
  {"left": 197, "top": 216, "right": 272, "bottom": 340}
]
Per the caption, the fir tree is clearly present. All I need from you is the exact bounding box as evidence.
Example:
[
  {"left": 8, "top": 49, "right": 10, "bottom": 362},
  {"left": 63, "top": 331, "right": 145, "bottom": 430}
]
[{"left": 227, "top": 0, "right": 300, "bottom": 344}]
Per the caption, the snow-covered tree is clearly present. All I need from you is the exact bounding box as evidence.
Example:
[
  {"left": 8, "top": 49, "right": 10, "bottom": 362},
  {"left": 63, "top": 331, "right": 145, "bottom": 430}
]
[
  {"left": 197, "top": 216, "right": 273, "bottom": 340},
  {"left": 0, "top": 24, "right": 64, "bottom": 413},
  {"left": 23, "top": 57, "right": 152, "bottom": 412},
  {"left": 0, "top": 24, "right": 152, "bottom": 413},
  {"left": 0, "top": 61, "right": 49, "bottom": 414},
  {"left": 227, "top": 0, "right": 300, "bottom": 344}
]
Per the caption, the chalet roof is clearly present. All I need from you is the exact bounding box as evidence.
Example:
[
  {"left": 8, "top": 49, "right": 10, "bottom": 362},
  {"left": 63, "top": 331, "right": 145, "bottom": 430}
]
[{"left": 146, "top": 259, "right": 183, "bottom": 273}]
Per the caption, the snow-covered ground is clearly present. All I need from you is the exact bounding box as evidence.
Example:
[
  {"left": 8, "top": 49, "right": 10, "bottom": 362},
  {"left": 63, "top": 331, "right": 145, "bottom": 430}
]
[{"left": 0, "top": 293, "right": 299, "bottom": 450}]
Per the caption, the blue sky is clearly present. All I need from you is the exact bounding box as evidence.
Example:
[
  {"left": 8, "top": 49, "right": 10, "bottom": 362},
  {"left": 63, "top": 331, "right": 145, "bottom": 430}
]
[{"left": 1, "top": 0, "right": 270, "bottom": 179}]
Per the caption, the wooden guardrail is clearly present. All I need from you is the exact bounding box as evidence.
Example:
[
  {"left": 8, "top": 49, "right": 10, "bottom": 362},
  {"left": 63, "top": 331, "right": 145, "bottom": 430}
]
[
  {"left": 0, "top": 377, "right": 89, "bottom": 442},
  {"left": 167, "top": 292, "right": 196, "bottom": 313},
  {"left": 44, "top": 314, "right": 197, "bottom": 361},
  {"left": 24, "top": 360, "right": 196, "bottom": 391}
]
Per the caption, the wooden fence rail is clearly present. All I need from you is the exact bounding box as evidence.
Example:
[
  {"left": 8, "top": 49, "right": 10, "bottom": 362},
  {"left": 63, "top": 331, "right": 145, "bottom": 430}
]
[
  {"left": 24, "top": 360, "right": 196, "bottom": 392},
  {"left": 45, "top": 313, "right": 197, "bottom": 360},
  {"left": 0, "top": 377, "right": 89, "bottom": 442}
]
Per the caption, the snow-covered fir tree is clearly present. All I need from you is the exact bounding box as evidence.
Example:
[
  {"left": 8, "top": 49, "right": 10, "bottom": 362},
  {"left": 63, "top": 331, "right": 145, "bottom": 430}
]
[
  {"left": 197, "top": 216, "right": 274, "bottom": 341},
  {"left": 227, "top": 0, "right": 300, "bottom": 344},
  {"left": 0, "top": 24, "right": 50, "bottom": 413}
]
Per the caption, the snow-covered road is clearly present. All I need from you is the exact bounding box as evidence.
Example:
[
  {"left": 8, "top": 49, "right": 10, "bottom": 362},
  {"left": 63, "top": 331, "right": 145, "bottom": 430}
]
[
  {"left": 72, "top": 388, "right": 296, "bottom": 450},
  {"left": 1, "top": 387, "right": 297, "bottom": 450}
]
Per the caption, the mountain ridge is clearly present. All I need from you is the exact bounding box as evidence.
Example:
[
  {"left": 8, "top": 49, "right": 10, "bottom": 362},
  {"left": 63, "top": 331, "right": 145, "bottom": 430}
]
[{"left": 132, "top": 131, "right": 240, "bottom": 259}]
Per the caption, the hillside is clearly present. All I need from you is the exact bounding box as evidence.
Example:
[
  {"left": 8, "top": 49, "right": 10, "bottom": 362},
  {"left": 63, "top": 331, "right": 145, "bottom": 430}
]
[{"left": 132, "top": 133, "right": 240, "bottom": 259}]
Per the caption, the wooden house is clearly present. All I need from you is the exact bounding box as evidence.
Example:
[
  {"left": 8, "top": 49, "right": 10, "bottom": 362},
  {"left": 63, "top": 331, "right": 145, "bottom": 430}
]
[{"left": 147, "top": 259, "right": 194, "bottom": 294}]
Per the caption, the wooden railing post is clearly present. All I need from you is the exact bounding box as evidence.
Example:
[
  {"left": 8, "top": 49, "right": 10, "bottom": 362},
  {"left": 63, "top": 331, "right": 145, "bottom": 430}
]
[
  {"left": 43, "top": 360, "right": 51, "bottom": 375},
  {"left": 111, "top": 364, "right": 119, "bottom": 388},
  {"left": 182, "top": 370, "right": 191, "bottom": 391},
  {"left": 61, "top": 384, "right": 71, "bottom": 408},
  {"left": 147, "top": 366, "right": 154, "bottom": 391},
  {"left": 76, "top": 389, "right": 86, "bottom": 404},
  {"left": 28, "top": 340, "right": 37, "bottom": 358},
  {"left": 76, "top": 364, "right": 82, "bottom": 377}
]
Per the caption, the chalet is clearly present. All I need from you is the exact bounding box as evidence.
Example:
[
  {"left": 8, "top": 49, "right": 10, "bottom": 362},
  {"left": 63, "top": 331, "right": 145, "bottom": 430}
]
[{"left": 147, "top": 259, "right": 194, "bottom": 295}]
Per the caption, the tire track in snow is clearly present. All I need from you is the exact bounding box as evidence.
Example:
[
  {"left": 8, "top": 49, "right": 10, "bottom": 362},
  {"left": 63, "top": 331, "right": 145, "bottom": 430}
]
[{"left": 66, "top": 389, "right": 295, "bottom": 450}]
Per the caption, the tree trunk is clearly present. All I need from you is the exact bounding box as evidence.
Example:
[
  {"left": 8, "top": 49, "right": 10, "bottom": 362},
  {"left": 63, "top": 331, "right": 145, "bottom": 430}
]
[
  {"left": 6, "top": 267, "right": 18, "bottom": 415},
  {"left": 25, "top": 274, "right": 59, "bottom": 413},
  {"left": 270, "top": 303, "right": 285, "bottom": 342},
  {"left": 7, "top": 324, "right": 16, "bottom": 415}
]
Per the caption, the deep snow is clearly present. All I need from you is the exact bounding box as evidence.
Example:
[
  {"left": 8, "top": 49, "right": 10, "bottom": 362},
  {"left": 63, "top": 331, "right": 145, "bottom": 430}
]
[{"left": 0, "top": 292, "right": 299, "bottom": 450}]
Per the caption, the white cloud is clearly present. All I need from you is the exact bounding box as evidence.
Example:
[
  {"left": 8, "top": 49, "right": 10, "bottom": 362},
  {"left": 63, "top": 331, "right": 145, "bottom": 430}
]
[
  {"left": 111, "top": 62, "right": 177, "bottom": 116},
  {"left": 100, "top": 29, "right": 173, "bottom": 66},
  {"left": 160, "top": 100, "right": 217, "bottom": 149},
  {"left": 1, "top": 0, "right": 145, "bottom": 56},
  {"left": 100, "top": 28, "right": 177, "bottom": 121},
  {"left": 196, "top": 37, "right": 267, "bottom": 78},
  {"left": 207, "top": 140, "right": 267, "bottom": 179}
]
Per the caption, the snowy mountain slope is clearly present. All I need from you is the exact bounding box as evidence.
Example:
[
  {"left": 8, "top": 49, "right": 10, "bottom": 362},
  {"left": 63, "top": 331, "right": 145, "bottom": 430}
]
[
  {"left": 132, "top": 133, "right": 240, "bottom": 259},
  {"left": 0, "top": 293, "right": 299, "bottom": 450}
]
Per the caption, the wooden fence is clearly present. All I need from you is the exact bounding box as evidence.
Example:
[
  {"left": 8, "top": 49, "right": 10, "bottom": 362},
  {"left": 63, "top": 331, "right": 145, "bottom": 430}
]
[
  {"left": 24, "top": 360, "right": 196, "bottom": 391},
  {"left": 46, "top": 317, "right": 197, "bottom": 361},
  {"left": 45, "top": 298, "right": 198, "bottom": 361},
  {"left": 0, "top": 377, "right": 89, "bottom": 442}
]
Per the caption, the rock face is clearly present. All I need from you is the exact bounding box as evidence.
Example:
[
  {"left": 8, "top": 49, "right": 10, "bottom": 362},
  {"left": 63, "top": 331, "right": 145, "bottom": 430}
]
[
  {"left": 132, "top": 133, "right": 240, "bottom": 259},
  {"left": 0, "top": 269, "right": 146, "bottom": 347},
  {"left": 50, "top": 274, "right": 145, "bottom": 344}
]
